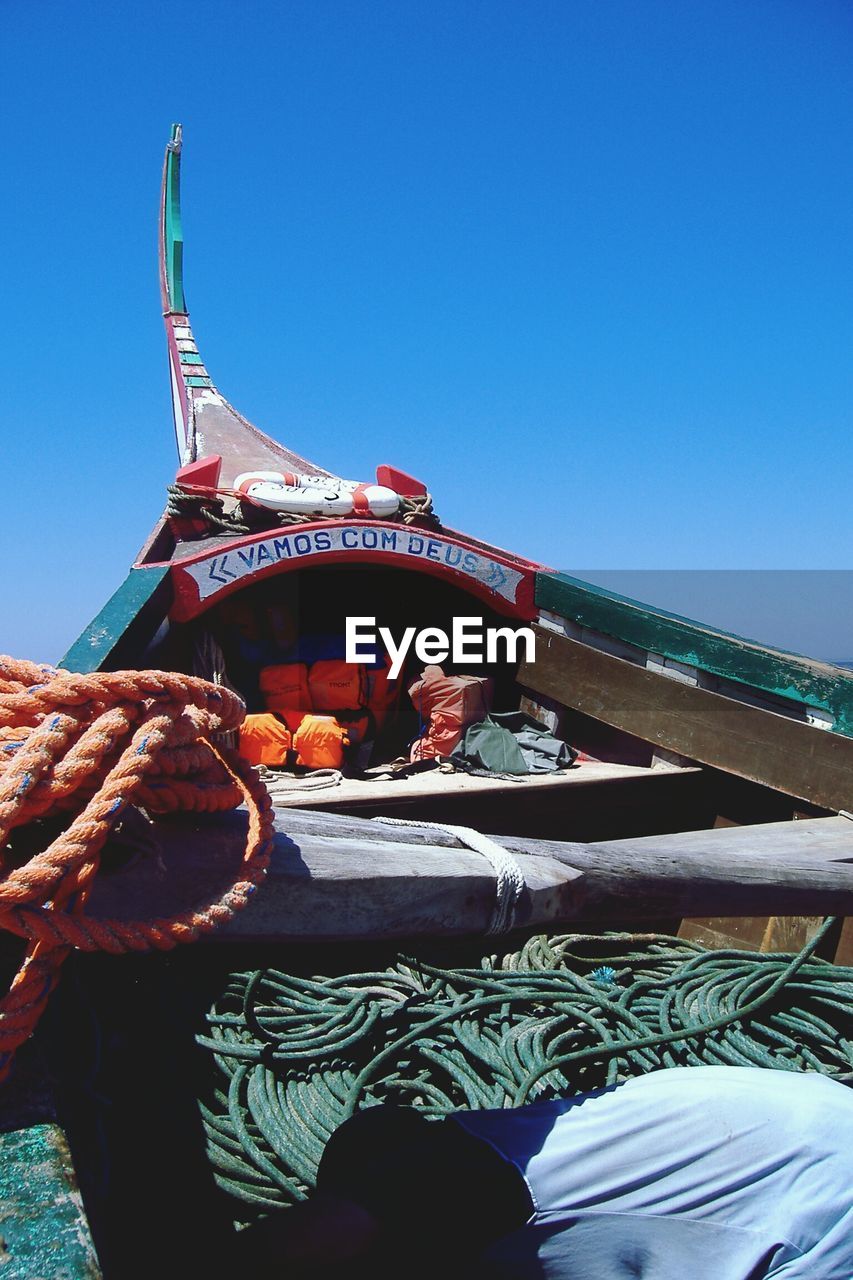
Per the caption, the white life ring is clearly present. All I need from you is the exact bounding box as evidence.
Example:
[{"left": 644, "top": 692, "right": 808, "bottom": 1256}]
[{"left": 234, "top": 471, "right": 401, "bottom": 518}]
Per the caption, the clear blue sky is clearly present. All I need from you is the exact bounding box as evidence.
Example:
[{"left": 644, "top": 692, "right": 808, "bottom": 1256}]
[{"left": 2, "top": 1, "right": 851, "bottom": 663}]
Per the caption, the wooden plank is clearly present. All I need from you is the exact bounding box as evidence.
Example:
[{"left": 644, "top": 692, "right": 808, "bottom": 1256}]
[
  {"left": 265, "top": 761, "right": 697, "bottom": 808},
  {"left": 263, "top": 762, "right": 712, "bottom": 844},
  {"left": 60, "top": 566, "right": 172, "bottom": 674},
  {"left": 0, "top": 1038, "right": 101, "bottom": 1278},
  {"left": 678, "top": 918, "right": 774, "bottom": 952},
  {"left": 536, "top": 571, "right": 853, "bottom": 737},
  {"left": 0, "top": 1124, "right": 101, "bottom": 1278},
  {"left": 84, "top": 809, "right": 853, "bottom": 942},
  {"left": 592, "top": 816, "right": 853, "bottom": 858},
  {"left": 519, "top": 625, "right": 853, "bottom": 812},
  {"left": 832, "top": 915, "right": 853, "bottom": 966}
]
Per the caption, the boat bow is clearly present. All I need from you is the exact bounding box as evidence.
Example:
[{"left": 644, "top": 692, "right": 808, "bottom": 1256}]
[{"left": 159, "top": 123, "right": 331, "bottom": 486}]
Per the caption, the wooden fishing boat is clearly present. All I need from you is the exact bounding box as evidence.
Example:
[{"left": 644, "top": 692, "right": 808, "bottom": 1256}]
[
  {"left": 4, "top": 124, "right": 853, "bottom": 1279},
  {"left": 54, "top": 123, "right": 853, "bottom": 953}
]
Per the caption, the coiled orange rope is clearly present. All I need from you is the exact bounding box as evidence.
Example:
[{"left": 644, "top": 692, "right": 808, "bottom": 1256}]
[{"left": 0, "top": 656, "right": 274, "bottom": 1081}]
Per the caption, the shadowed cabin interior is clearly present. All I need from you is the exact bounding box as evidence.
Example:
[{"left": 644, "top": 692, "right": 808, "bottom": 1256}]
[{"left": 146, "top": 563, "right": 523, "bottom": 754}]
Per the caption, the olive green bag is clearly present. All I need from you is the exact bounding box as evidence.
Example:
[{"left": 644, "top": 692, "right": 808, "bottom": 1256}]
[{"left": 452, "top": 711, "right": 576, "bottom": 775}]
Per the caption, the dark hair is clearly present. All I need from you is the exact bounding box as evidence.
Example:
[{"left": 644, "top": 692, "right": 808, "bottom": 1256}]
[{"left": 317, "top": 1104, "right": 531, "bottom": 1252}]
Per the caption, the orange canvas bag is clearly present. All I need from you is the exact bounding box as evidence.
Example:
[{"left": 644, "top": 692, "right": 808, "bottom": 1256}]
[{"left": 408, "top": 666, "right": 494, "bottom": 761}]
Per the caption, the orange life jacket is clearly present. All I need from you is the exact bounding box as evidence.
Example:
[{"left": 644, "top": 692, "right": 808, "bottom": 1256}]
[
  {"left": 259, "top": 663, "right": 311, "bottom": 718},
  {"left": 308, "top": 660, "right": 366, "bottom": 714},
  {"left": 238, "top": 712, "right": 294, "bottom": 767},
  {"left": 258, "top": 656, "right": 394, "bottom": 754},
  {"left": 408, "top": 666, "right": 493, "bottom": 761},
  {"left": 364, "top": 654, "right": 397, "bottom": 732},
  {"left": 293, "top": 714, "right": 349, "bottom": 769}
]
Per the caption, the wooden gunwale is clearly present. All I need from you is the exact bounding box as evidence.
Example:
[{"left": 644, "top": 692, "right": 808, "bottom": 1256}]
[
  {"left": 519, "top": 625, "right": 853, "bottom": 814},
  {"left": 536, "top": 571, "right": 853, "bottom": 738}
]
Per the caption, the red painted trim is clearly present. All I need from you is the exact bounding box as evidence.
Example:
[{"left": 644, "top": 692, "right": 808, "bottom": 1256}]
[
  {"left": 376, "top": 464, "right": 427, "bottom": 497},
  {"left": 161, "top": 521, "right": 539, "bottom": 622},
  {"left": 351, "top": 484, "right": 372, "bottom": 515},
  {"left": 177, "top": 454, "right": 222, "bottom": 487}
]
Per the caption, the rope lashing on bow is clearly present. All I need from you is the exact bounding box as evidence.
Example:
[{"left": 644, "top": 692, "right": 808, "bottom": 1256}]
[
  {"left": 0, "top": 656, "right": 274, "bottom": 1082},
  {"left": 372, "top": 816, "right": 526, "bottom": 934},
  {"left": 166, "top": 483, "right": 441, "bottom": 535},
  {"left": 196, "top": 919, "right": 853, "bottom": 1215}
]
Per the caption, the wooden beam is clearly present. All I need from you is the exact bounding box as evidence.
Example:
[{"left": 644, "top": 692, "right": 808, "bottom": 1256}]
[
  {"left": 89, "top": 810, "right": 584, "bottom": 942},
  {"left": 519, "top": 625, "right": 853, "bottom": 812},
  {"left": 85, "top": 809, "right": 853, "bottom": 943}
]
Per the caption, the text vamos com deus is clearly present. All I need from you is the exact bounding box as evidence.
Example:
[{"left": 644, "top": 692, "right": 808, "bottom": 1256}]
[{"left": 346, "top": 617, "right": 536, "bottom": 679}]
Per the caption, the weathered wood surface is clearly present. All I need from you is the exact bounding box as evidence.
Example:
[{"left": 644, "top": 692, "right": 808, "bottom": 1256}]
[
  {"left": 85, "top": 808, "right": 853, "bottom": 942},
  {"left": 535, "top": 571, "right": 853, "bottom": 737},
  {"left": 61, "top": 565, "right": 172, "bottom": 674},
  {"left": 0, "top": 1021, "right": 101, "bottom": 1279},
  {"left": 260, "top": 760, "right": 713, "bottom": 843},
  {"left": 518, "top": 625, "right": 853, "bottom": 813},
  {"left": 0, "top": 1043, "right": 102, "bottom": 1280},
  {"left": 262, "top": 760, "right": 696, "bottom": 809},
  {"left": 0, "top": 1125, "right": 102, "bottom": 1279},
  {"left": 89, "top": 810, "right": 583, "bottom": 941}
]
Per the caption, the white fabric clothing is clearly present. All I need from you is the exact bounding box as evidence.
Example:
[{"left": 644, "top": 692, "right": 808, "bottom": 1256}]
[{"left": 453, "top": 1066, "right": 853, "bottom": 1279}]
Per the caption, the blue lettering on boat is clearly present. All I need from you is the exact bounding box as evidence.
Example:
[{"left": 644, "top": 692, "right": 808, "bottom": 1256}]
[
  {"left": 191, "top": 527, "right": 521, "bottom": 608},
  {"left": 207, "top": 555, "right": 237, "bottom": 584}
]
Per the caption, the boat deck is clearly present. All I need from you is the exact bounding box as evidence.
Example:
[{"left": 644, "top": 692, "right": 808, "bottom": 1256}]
[
  {"left": 254, "top": 758, "right": 708, "bottom": 843},
  {"left": 263, "top": 758, "right": 696, "bottom": 810}
]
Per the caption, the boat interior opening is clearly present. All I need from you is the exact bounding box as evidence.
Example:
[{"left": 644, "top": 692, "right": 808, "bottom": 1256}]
[
  {"left": 135, "top": 561, "right": 828, "bottom": 843},
  {"left": 160, "top": 562, "right": 523, "bottom": 751}
]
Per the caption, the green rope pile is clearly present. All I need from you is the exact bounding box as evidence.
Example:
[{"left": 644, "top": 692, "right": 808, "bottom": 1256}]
[{"left": 196, "top": 922, "right": 853, "bottom": 1214}]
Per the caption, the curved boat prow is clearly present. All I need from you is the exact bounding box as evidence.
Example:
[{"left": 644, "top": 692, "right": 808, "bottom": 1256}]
[{"left": 158, "top": 122, "right": 330, "bottom": 484}]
